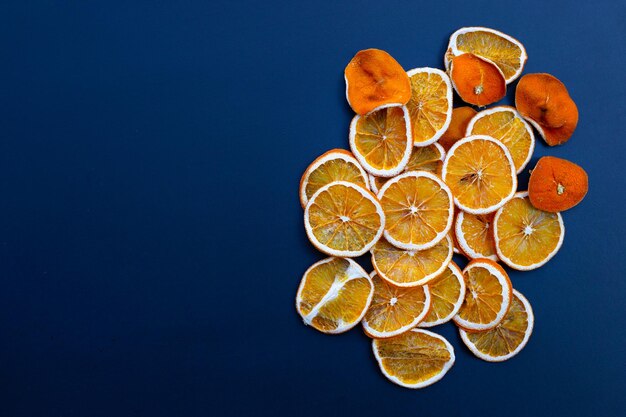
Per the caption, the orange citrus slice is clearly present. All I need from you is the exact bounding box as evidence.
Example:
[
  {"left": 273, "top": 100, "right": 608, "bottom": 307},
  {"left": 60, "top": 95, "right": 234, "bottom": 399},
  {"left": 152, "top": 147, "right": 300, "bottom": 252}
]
[
  {"left": 449, "top": 53, "right": 506, "bottom": 107},
  {"left": 466, "top": 106, "right": 535, "bottom": 173},
  {"left": 442, "top": 135, "right": 517, "bottom": 214},
  {"left": 455, "top": 211, "right": 498, "bottom": 261},
  {"left": 459, "top": 289, "right": 534, "bottom": 361},
  {"left": 304, "top": 181, "right": 384, "bottom": 257},
  {"left": 349, "top": 106, "right": 412, "bottom": 177},
  {"left": 362, "top": 272, "right": 430, "bottom": 338},
  {"left": 377, "top": 171, "right": 453, "bottom": 250},
  {"left": 405, "top": 68, "right": 452, "bottom": 146},
  {"left": 493, "top": 191, "right": 565, "bottom": 270},
  {"left": 299, "top": 149, "right": 370, "bottom": 208},
  {"left": 371, "top": 235, "right": 453, "bottom": 287},
  {"left": 296, "top": 257, "right": 373, "bottom": 334},
  {"left": 419, "top": 262, "right": 466, "bottom": 327},
  {"left": 439, "top": 106, "right": 477, "bottom": 151},
  {"left": 445, "top": 27, "right": 527, "bottom": 83},
  {"left": 453, "top": 259, "right": 512, "bottom": 331},
  {"left": 372, "top": 328, "right": 455, "bottom": 389}
]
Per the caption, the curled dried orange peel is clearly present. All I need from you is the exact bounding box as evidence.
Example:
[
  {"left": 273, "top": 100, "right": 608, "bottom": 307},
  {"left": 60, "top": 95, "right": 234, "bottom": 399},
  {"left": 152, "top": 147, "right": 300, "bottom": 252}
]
[{"left": 449, "top": 53, "right": 506, "bottom": 107}]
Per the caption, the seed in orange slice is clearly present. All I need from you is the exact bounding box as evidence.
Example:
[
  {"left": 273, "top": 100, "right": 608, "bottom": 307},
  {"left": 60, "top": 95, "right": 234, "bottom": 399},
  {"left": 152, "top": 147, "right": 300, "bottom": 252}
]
[
  {"left": 442, "top": 135, "right": 517, "bottom": 214},
  {"left": 528, "top": 156, "right": 588, "bottom": 213},
  {"left": 493, "top": 192, "right": 565, "bottom": 270},
  {"left": 449, "top": 53, "right": 506, "bottom": 107},
  {"left": 304, "top": 181, "right": 384, "bottom": 257},
  {"left": 466, "top": 106, "right": 535, "bottom": 173},
  {"left": 372, "top": 328, "right": 455, "bottom": 389},
  {"left": 362, "top": 272, "right": 430, "bottom": 338},
  {"left": 371, "top": 235, "right": 452, "bottom": 287},
  {"left": 377, "top": 171, "right": 453, "bottom": 250},
  {"left": 460, "top": 289, "right": 534, "bottom": 362},
  {"left": 453, "top": 259, "right": 512, "bottom": 331},
  {"left": 299, "top": 149, "right": 370, "bottom": 208},
  {"left": 419, "top": 262, "right": 465, "bottom": 327},
  {"left": 455, "top": 211, "right": 498, "bottom": 261},
  {"left": 349, "top": 106, "right": 413, "bottom": 177},
  {"left": 439, "top": 107, "right": 477, "bottom": 151},
  {"left": 296, "top": 257, "right": 373, "bottom": 334},
  {"left": 344, "top": 49, "right": 411, "bottom": 115}
]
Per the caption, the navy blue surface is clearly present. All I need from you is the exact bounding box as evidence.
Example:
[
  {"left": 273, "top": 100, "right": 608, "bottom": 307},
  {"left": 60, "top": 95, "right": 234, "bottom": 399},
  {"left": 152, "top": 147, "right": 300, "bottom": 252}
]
[{"left": 1, "top": 1, "right": 625, "bottom": 416}]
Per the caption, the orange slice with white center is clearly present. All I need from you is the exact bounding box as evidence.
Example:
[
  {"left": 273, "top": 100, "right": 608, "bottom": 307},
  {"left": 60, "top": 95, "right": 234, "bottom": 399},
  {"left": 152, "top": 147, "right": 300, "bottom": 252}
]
[
  {"left": 455, "top": 211, "right": 498, "bottom": 261},
  {"left": 304, "top": 181, "right": 384, "bottom": 257},
  {"left": 362, "top": 272, "right": 430, "bottom": 338},
  {"left": 296, "top": 257, "right": 373, "bottom": 334},
  {"left": 419, "top": 262, "right": 466, "bottom": 327},
  {"left": 377, "top": 171, "right": 453, "bottom": 250},
  {"left": 493, "top": 192, "right": 565, "bottom": 270}
]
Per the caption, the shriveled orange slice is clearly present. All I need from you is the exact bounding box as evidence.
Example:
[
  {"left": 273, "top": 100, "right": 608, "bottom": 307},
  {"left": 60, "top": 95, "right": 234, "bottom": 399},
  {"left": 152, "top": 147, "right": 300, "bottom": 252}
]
[
  {"left": 466, "top": 106, "right": 535, "bottom": 173},
  {"left": 405, "top": 68, "right": 452, "bottom": 146},
  {"left": 372, "top": 328, "right": 455, "bottom": 389},
  {"left": 362, "top": 272, "right": 430, "bottom": 338},
  {"left": 349, "top": 106, "right": 412, "bottom": 177},
  {"left": 419, "top": 262, "right": 465, "bottom": 327},
  {"left": 442, "top": 135, "right": 517, "bottom": 214},
  {"left": 371, "top": 235, "right": 452, "bottom": 287},
  {"left": 377, "top": 171, "right": 453, "bottom": 250},
  {"left": 439, "top": 106, "right": 477, "bottom": 151},
  {"left": 296, "top": 257, "right": 373, "bottom": 334},
  {"left": 304, "top": 181, "right": 384, "bottom": 257},
  {"left": 453, "top": 259, "right": 512, "bottom": 331},
  {"left": 299, "top": 149, "right": 370, "bottom": 208},
  {"left": 493, "top": 192, "right": 565, "bottom": 270},
  {"left": 460, "top": 289, "right": 534, "bottom": 362},
  {"left": 449, "top": 54, "right": 506, "bottom": 107},
  {"left": 455, "top": 211, "right": 498, "bottom": 261},
  {"left": 445, "top": 27, "right": 527, "bottom": 83}
]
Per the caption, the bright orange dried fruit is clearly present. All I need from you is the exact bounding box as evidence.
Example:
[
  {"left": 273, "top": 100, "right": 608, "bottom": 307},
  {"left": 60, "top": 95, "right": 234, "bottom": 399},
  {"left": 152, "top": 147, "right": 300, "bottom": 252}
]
[
  {"left": 449, "top": 53, "right": 506, "bottom": 107},
  {"left": 528, "top": 156, "right": 588, "bottom": 212},
  {"left": 438, "top": 107, "right": 477, "bottom": 151}
]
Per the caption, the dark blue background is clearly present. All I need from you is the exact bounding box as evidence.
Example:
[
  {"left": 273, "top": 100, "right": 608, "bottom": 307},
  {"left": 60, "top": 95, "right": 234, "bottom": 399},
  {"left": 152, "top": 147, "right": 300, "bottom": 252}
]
[{"left": 2, "top": 1, "right": 625, "bottom": 416}]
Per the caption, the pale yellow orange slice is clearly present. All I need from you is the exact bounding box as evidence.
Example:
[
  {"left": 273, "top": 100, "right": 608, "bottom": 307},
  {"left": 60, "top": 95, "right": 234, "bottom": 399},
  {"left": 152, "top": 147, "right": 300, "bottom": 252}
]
[
  {"left": 419, "top": 262, "right": 466, "bottom": 327},
  {"left": 455, "top": 211, "right": 498, "bottom": 261}
]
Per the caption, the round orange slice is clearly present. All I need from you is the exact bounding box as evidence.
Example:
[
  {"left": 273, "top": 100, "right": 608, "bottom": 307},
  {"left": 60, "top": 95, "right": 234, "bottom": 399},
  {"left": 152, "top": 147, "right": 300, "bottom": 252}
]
[
  {"left": 442, "top": 135, "right": 517, "bottom": 214},
  {"left": 296, "top": 257, "right": 373, "bottom": 334},
  {"left": 405, "top": 68, "right": 452, "bottom": 146},
  {"left": 362, "top": 271, "right": 430, "bottom": 338},
  {"left": 419, "top": 262, "right": 466, "bottom": 327},
  {"left": 449, "top": 53, "right": 506, "bottom": 107},
  {"left": 377, "top": 171, "right": 453, "bottom": 250},
  {"left": 466, "top": 106, "right": 535, "bottom": 173},
  {"left": 372, "top": 328, "right": 455, "bottom": 389},
  {"left": 371, "top": 235, "right": 452, "bottom": 287},
  {"left": 453, "top": 259, "right": 512, "bottom": 331},
  {"left": 459, "top": 289, "right": 534, "bottom": 362},
  {"left": 299, "top": 149, "right": 370, "bottom": 208},
  {"left": 493, "top": 192, "right": 565, "bottom": 270},
  {"left": 349, "top": 106, "right": 412, "bottom": 177},
  {"left": 304, "top": 181, "right": 384, "bottom": 257},
  {"left": 455, "top": 211, "right": 498, "bottom": 261}
]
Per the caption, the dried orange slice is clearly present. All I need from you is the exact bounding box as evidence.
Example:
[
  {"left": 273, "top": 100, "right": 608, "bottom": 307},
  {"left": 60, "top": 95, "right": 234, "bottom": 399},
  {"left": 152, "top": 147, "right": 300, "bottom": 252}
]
[
  {"left": 419, "top": 262, "right": 465, "bottom": 327},
  {"left": 445, "top": 27, "right": 527, "bottom": 83},
  {"left": 299, "top": 149, "right": 370, "bottom": 208},
  {"left": 528, "top": 156, "right": 588, "bottom": 212},
  {"left": 442, "top": 135, "right": 517, "bottom": 214},
  {"left": 377, "top": 171, "right": 453, "bottom": 250},
  {"left": 345, "top": 49, "right": 412, "bottom": 115},
  {"left": 493, "top": 192, "right": 565, "bottom": 270},
  {"left": 455, "top": 211, "right": 498, "bottom": 261},
  {"left": 372, "top": 328, "right": 455, "bottom": 389},
  {"left": 453, "top": 259, "right": 512, "bottom": 331},
  {"left": 439, "top": 107, "right": 477, "bottom": 151},
  {"left": 362, "top": 272, "right": 430, "bottom": 338},
  {"left": 466, "top": 106, "right": 535, "bottom": 173},
  {"left": 449, "top": 54, "right": 506, "bottom": 107},
  {"left": 304, "top": 181, "right": 384, "bottom": 257},
  {"left": 371, "top": 235, "right": 452, "bottom": 287},
  {"left": 460, "top": 289, "right": 534, "bottom": 362},
  {"left": 296, "top": 257, "right": 373, "bottom": 334},
  {"left": 349, "top": 106, "right": 412, "bottom": 177},
  {"left": 405, "top": 68, "right": 452, "bottom": 146}
]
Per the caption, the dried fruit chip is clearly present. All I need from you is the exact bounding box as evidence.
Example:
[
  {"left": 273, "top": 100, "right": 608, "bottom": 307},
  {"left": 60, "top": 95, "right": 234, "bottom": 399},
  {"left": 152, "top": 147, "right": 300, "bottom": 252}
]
[
  {"left": 419, "top": 262, "right": 466, "bottom": 327},
  {"left": 455, "top": 211, "right": 498, "bottom": 261},
  {"left": 449, "top": 53, "right": 506, "bottom": 107},
  {"left": 439, "top": 107, "right": 477, "bottom": 151},
  {"left": 528, "top": 156, "right": 588, "bottom": 212}
]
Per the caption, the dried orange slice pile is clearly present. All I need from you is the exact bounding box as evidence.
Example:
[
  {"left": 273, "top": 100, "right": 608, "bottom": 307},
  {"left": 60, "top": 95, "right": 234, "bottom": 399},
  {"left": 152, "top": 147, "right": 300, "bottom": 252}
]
[{"left": 295, "top": 28, "right": 588, "bottom": 389}]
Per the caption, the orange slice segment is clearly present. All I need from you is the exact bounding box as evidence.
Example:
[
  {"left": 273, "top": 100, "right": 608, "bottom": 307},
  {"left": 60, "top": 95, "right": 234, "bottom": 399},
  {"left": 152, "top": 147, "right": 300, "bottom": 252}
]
[
  {"left": 439, "top": 107, "right": 477, "bottom": 151},
  {"left": 493, "top": 192, "right": 565, "bottom": 270},
  {"left": 455, "top": 211, "right": 498, "bottom": 261},
  {"left": 377, "top": 171, "right": 453, "bottom": 250},
  {"left": 296, "top": 257, "right": 373, "bottom": 334},
  {"left": 449, "top": 54, "right": 506, "bottom": 107},
  {"left": 442, "top": 135, "right": 517, "bottom": 214},
  {"left": 460, "top": 289, "right": 534, "bottom": 361},
  {"left": 372, "top": 329, "right": 455, "bottom": 389},
  {"left": 362, "top": 272, "right": 430, "bottom": 338},
  {"left": 304, "top": 181, "right": 384, "bottom": 257},
  {"left": 349, "top": 106, "right": 412, "bottom": 177},
  {"left": 419, "top": 262, "right": 466, "bottom": 327}
]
